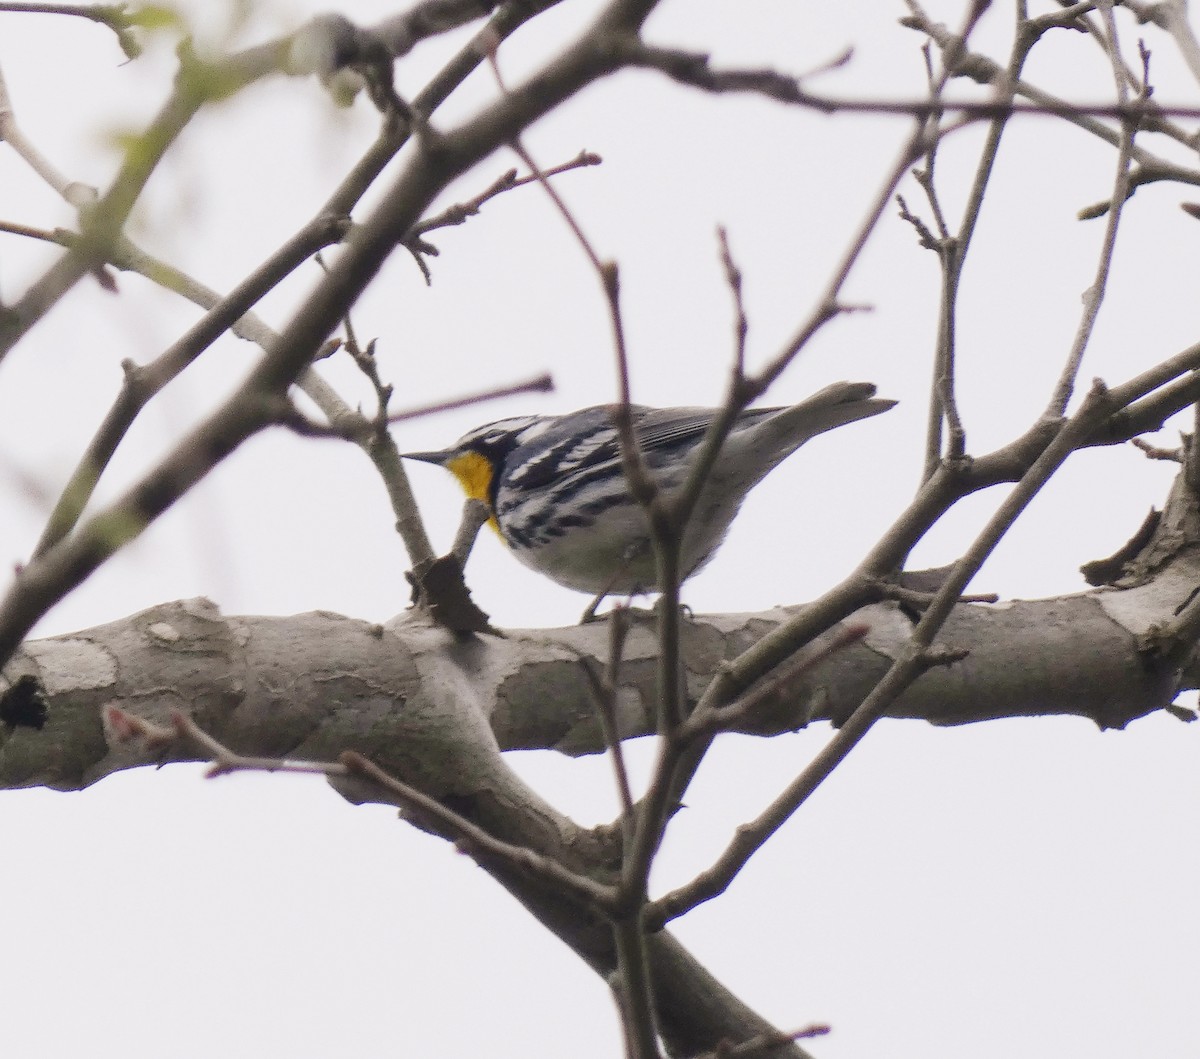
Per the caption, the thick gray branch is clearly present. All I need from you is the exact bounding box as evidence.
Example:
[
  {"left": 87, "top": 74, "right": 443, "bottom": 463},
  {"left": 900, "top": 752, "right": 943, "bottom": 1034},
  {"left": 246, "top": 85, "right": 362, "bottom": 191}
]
[
  {"left": 1, "top": 504, "right": 1194, "bottom": 1059},
  {"left": 1, "top": 563, "right": 1191, "bottom": 795}
]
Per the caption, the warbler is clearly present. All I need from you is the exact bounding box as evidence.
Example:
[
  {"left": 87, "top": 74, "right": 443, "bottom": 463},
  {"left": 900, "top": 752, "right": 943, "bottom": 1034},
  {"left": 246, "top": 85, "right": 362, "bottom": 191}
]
[{"left": 403, "top": 381, "right": 893, "bottom": 596}]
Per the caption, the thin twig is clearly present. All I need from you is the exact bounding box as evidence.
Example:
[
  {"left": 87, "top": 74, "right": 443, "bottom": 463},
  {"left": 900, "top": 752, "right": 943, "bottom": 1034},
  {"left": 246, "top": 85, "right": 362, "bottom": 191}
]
[
  {"left": 1133, "top": 0, "right": 1200, "bottom": 86},
  {"left": 1046, "top": 9, "right": 1144, "bottom": 414},
  {"left": 340, "top": 751, "right": 616, "bottom": 910},
  {"left": 874, "top": 581, "right": 1000, "bottom": 608},
  {"left": 29, "top": 220, "right": 349, "bottom": 558},
  {"left": 1131, "top": 436, "right": 1183, "bottom": 461},
  {"left": 394, "top": 373, "right": 556, "bottom": 424},
  {"left": 617, "top": 37, "right": 1200, "bottom": 123},
  {"left": 620, "top": 0, "right": 998, "bottom": 947},
  {"left": 483, "top": 51, "right": 671, "bottom": 721},
  {"left": 716, "top": 227, "right": 748, "bottom": 383},
  {"left": 415, "top": 150, "right": 602, "bottom": 237},
  {"left": 0, "top": 1, "right": 129, "bottom": 22},
  {"left": 649, "top": 380, "right": 1119, "bottom": 930},
  {"left": 604, "top": 608, "right": 638, "bottom": 830},
  {"left": 450, "top": 498, "right": 492, "bottom": 565},
  {"left": 484, "top": 47, "right": 673, "bottom": 1055},
  {"left": 404, "top": 150, "right": 601, "bottom": 283},
  {"left": 500, "top": 139, "right": 659, "bottom": 508},
  {"left": 0, "top": 39, "right": 287, "bottom": 364},
  {"left": 611, "top": 916, "right": 661, "bottom": 1059},
  {"left": 895, "top": 193, "right": 941, "bottom": 251},
  {"left": 916, "top": 0, "right": 1040, "bottom": 481},
  {"left": 690, "top": 1024, "right": 830, "bottom": 1059},
  {"left": 574, "top": 606, "right": 639, "bottom": 836},
  {"left": 680, "top": 623, "right": 870, "bottom": 738},
  {"left": 280, "top": 370, "right": 558, "bottom": 438},
  {"left": 907, "top": 3, "right": 1200, "bottom": 157},
  {"left": 104, "top": 706, "right": 619, "bottom": 911},
  {"left": 0, "top": 60, "right": 98, "bottom": 207}
]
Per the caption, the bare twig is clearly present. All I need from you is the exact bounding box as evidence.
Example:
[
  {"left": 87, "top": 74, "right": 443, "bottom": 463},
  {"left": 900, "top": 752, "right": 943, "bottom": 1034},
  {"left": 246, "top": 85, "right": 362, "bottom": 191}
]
[
  {"left": 616, "top": 0, "right": 998, "bottom": 957},
  {"left": 1121, "top": 0, "right": 1200, "bottom": 85},
  {"left": 874, "top": 580, "right": 1000, "bottom": 609},
  {"left": 6, "top": 3, "right": 558, "bottom": 573},
  {"left": 690, "top": 1024, "right": 830, "bottom": 1059},
  {"left": 716, "top": 227, "right": 748, "bottom": 382},
  {"left": 400, "top": 374, "right": 558, "bottom": 425},
  {"left": 680, "top": 623, "right": 870, "bottom": 738},
  {"left": 484, "top": 45, "right": 674, "bottom": 1055},
  {"left": 1131, "top": 436, "right": 1183, "bottom": 461},
  {"left": 907, "top": 3, "right": 1200, "bottom": 157},
  {"left": 649, "top": 380, "right": 1119, "bottom": 929},
  {"left": 895, "top": 192, "right": 942, "bottom": 251},
  {"left": 500, "top": 138, "right": 656, "bottom": 488},
  {"left": 603, "top": 607, "right": 638, "bottom": 829},
  {"left": 576, "top": 606, "right": 639, "bottom": 836},
  {"left": 28, "top": 221, "right": 349, "bottom": 558},
  {"left": 615, "top": 36, "right": 1200, "bottom": 123},
  {"left": 1047, "top": 11, "right": 1144, "bottom": 415},
  {"left": 484, "top": 47, "right": 668, "bottom": 659},
  {"left": 450, "top": 498, "right": 492, "bottom": 565},
  {"left": 0, "top": 40, "right": 288, "bottom": 364},
  {"left": 0, "top": 1, "right": 131, "bottom": 24},
  {"left": 611, "top": 916, "right": 661, "bottom": 1059},
  {"left": 340, "top": 750, "right": 616, "bottom": 909},
  {"left": 0, "top": 61, "right": 97, "bottom": 207},
  {"left": 403, "top": 150, "right": 601, "bottom": 283},
  {"left": 415, "top": 150, "right": 602, "bottom": 236},
  {"left": 105, "top": 705, "right": 619, "bottom": 910},
  {"left": 915, "top": 0, "right": 1043, "bottom": 481}
]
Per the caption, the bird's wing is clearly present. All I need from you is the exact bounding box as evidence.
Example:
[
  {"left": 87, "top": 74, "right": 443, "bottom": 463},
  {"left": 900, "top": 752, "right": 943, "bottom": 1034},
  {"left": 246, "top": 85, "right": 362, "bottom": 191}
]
[
  {"left": 506, "top": 405, "right": 780, "bottom": 492},
  {"left": 632, "top": 405, "right": 778, "bottom": 452}
]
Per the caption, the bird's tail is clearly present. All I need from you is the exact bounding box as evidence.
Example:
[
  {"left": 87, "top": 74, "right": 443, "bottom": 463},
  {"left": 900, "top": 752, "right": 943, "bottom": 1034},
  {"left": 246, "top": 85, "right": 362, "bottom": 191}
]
[
  {"left": 730, "top": 381, "right": 895, "bottom": 478},
  {"left": 776, "top": 380, "right": 894, "bottom": 439}
]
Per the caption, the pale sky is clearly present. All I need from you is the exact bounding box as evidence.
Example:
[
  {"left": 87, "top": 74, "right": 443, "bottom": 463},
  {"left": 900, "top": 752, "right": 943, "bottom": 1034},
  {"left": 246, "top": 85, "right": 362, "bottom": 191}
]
[{"left": 1, "top": 1, "right": 1198, "bottom": 1057}]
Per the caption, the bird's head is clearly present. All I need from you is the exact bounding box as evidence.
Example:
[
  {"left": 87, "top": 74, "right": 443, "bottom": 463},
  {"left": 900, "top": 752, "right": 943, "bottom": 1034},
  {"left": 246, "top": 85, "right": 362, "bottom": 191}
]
[{"left": 402, "top": 414, "right": 550, "bottom": 511}]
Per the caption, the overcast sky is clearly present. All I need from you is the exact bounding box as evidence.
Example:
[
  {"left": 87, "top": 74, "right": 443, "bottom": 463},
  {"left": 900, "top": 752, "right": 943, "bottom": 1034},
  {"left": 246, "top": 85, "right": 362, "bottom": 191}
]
[{"left": 2, "top": 1, "right": 1199, "bottom": 1057}]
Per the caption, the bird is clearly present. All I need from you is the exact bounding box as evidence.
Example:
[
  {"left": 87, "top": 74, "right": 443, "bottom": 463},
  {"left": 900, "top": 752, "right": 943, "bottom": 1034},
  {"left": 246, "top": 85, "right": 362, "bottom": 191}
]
[{"left": 402, "top": 381, "right": 894, "bottom": 597}]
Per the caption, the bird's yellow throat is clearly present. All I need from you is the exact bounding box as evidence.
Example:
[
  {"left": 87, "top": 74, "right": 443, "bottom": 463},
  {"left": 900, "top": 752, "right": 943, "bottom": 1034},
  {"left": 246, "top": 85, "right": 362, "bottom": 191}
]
[{"left": 445, "top": 451, "right": 501, "bottom": 533}]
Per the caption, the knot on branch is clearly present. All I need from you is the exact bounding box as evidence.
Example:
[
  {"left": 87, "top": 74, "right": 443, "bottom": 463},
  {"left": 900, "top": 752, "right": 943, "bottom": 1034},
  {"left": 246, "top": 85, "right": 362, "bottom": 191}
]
[{"left": 407, "top": 553, "right": 498, "bottom": 636}]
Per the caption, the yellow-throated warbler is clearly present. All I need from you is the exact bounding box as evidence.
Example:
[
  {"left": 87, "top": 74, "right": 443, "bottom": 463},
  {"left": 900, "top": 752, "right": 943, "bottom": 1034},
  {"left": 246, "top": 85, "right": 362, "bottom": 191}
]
[{"left": 403, "top": 381, "right": 893, "bottom": 595}]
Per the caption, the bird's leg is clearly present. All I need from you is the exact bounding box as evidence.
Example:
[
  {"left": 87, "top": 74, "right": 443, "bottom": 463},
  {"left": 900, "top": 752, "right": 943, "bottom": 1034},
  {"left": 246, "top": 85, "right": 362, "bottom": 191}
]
[{"left": 577, "top": 540, "right": 652, "bottom": 624}]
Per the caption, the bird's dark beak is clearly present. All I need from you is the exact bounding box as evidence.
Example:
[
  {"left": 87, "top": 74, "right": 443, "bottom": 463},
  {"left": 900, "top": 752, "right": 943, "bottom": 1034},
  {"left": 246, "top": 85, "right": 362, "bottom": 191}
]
[{"left": 401, "top": 450, "right": 452, "bottom": 466}]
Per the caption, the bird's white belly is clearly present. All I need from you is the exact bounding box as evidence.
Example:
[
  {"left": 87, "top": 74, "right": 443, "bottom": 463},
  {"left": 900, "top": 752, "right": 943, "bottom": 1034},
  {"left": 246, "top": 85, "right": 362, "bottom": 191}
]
[{"left": 507, "top": 490, "right": 736, "bottom": 595}]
